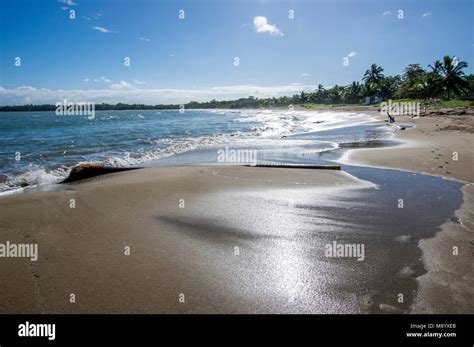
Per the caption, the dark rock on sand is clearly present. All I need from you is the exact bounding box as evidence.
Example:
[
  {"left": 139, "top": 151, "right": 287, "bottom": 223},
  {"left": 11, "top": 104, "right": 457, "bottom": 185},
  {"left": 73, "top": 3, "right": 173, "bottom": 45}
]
[{"left": 63, "top": 163, "right": 140, "bottom": 183}]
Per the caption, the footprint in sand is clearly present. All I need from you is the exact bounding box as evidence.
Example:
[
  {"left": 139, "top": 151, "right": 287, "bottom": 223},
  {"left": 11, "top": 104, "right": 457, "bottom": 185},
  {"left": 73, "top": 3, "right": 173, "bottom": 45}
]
[
  {"left": 358, "top": 291, "right": 376, "bottom": 312},
  {"left": 398, "top": 266, "right": 416, "bottom": 278}
]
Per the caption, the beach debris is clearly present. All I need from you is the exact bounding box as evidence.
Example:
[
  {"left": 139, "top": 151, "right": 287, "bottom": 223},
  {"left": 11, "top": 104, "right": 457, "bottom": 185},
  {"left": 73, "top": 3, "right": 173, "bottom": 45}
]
[
  {"left": 247, "top": 163, "right": 341, "bottom": 170},
  {"left": 63, "top": 163, "right": 140, "bottom": 183},
  {"left": 450, "top": 217, "right": 462, "bottom": 225}
]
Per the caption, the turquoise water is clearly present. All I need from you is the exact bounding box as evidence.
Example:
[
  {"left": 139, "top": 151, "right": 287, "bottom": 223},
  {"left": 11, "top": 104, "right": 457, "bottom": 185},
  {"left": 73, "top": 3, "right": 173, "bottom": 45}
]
[{"left": 0, "top": 109, "right": 389, "bottom": 193}]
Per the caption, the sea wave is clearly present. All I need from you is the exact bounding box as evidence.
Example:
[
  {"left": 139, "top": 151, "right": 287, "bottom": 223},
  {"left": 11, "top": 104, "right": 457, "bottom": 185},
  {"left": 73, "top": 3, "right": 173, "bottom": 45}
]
[
  {"left": 0, "top": 109, "right": 380, "bottom": 195},
  {"left": 0, "top": 131, "right": 254, "bottom": 194},
  {"left": 0, "top": 164, "right": 69, "bottom": 195}
]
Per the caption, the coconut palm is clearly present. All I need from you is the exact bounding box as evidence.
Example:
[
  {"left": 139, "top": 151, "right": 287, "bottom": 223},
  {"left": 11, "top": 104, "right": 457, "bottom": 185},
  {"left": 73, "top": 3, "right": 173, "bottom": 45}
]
[
  {"left": 300, "top": 91, "right": 308, "bottom": 103},
  {"left": 347, "top": 81, "right": 362, "bottom": 103},
  {"left": 362, "top": 82, "right": 374, "bottom": 99},
  {"left": 363, "top": 64, "right": 385, "bottom": 86},
  {"left": 429, "top": 56, "right": 470, "bottom": 99},
  {"left": 329, "top": 85, "right": 344, "bottom": 103},
  {"left": 314, "top": 84, "right": 327, "bottom": 103},
  {"left": 378, "top": 76, "right": 401, "bottom": 100},
  {"left": 403, "top": 64, "right": 425, "bottom": 80},
  {"left": 400, "top": 64, "right": 426, "bottom": 99}
]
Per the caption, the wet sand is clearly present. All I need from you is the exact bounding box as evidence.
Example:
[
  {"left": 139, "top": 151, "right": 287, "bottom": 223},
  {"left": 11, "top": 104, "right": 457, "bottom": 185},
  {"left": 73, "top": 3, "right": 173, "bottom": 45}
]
[
  {"left": 0, "top": 163, "right": 464, "bottom": 314},
  {"left": 340, "top": 114, "right": 474, "bottom": 313},
  {"left": 0, "top": 166, "right": 375, "bottom": 313}
]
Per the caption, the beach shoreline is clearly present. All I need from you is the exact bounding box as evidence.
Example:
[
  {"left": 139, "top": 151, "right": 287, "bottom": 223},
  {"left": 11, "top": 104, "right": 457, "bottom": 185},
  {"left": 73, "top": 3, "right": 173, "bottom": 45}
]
[
  {"left": 338, "top": 113, "right": 474, "bottom": 313},
  {"left": 0, "top": 109, "right": 472, "bottom": 314}
]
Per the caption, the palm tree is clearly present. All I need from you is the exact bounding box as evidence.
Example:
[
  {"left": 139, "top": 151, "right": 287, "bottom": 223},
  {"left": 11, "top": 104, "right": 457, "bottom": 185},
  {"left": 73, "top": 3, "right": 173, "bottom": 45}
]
[
  {"left": 429, "top": 60, "right": 443, "bottom": 74},
  {"left": 314, "top": 84, "right": 327, "bottom": 103},
  {"left": 378, "top": 76, "right": 401, "bottom": 100},
  {"left": 419, "top": 71, "right": 444, "bottom": 99},
  {"left": 400, "top": 64, "right": 426, "bottom": 99},
  {"left": 300, "top": 91, "right": 307, "bottom": 103},
  {"left": 363, "top": 64, "right": 385, "bottom": 85},
  {"left": 403, "top": 64, "right": 425, "bottom": 80},
  {"left": 347, "top": 81, "right": 362, "bottom": 103},
  {"left": 329, "top": 85, "right": 344, "bottom": 103},
  {"left": 429, "top": 56, "right": 470, "bottom": 99}
]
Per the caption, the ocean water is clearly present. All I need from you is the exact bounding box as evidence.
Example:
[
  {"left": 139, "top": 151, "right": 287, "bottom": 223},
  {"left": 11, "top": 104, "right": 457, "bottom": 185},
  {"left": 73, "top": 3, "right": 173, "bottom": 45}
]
[{"left": 0, "top": 109, "right": 391, "bottom": 194}]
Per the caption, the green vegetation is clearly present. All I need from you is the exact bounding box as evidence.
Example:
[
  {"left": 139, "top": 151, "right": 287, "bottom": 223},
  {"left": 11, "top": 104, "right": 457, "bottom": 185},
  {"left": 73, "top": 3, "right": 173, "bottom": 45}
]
[
  {"left": 439, "top": 99, "right": 474, "bottom": 108},
  {"left": 189, "top": 55, "right": 472, "bottom": 109},
  {"left": 1, "top": 55, "right": 472, "bottom": 112}
]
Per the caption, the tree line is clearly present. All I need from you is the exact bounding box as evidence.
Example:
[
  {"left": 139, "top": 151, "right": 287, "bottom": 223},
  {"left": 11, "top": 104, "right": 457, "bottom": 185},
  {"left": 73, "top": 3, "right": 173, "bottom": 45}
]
[{"left": 1, "top": 55, "right": 472, "bottom": 112}]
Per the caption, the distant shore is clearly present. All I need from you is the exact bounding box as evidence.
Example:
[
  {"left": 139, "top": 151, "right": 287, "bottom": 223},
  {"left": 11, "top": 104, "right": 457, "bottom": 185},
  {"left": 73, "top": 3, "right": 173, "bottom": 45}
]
[{"left": 1, "top": 99, "right": 473, "bottom": 114}]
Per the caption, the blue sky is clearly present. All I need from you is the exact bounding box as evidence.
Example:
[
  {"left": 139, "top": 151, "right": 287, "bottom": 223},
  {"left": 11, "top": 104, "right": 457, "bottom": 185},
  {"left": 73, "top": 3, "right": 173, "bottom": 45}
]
[{"left": 0, "top": 0, "right": 472, "bottom": 104}]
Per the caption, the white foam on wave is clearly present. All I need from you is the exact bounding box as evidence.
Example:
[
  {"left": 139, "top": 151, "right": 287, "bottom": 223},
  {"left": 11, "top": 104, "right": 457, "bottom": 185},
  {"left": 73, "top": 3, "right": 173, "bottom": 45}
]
[
  {"left": 207, "top": 109, "right": 378, "bottom": 137},
  {"left": 1, "top": 109, "right": 377, "bottom": 195},
  {"left": 0, "top": 164, "right": 69, "bottom": 195},
  {"left": 103, "top": 131, "right": 253, "bottom": 167}
]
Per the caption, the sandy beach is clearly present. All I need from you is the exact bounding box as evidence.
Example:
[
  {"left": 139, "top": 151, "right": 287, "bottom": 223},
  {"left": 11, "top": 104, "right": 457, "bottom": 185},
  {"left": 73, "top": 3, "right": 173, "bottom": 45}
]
[
  {"left": 0, "top": 112, "right": 472, "bottom": 314},
  {"left": 341, "top": 113, "right": 474, "bottom": 313},
  {"left": 342, "top": 113, "right": 474, "bottom": 182},
  {"left": 0, "top": 166, "right": 378, "bottom": 313}
]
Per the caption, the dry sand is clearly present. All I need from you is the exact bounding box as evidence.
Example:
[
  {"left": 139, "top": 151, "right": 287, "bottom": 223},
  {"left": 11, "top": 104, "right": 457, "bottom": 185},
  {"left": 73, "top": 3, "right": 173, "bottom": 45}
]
[{"left": 343, "top": 115, "right": 474, "bottom": 183}]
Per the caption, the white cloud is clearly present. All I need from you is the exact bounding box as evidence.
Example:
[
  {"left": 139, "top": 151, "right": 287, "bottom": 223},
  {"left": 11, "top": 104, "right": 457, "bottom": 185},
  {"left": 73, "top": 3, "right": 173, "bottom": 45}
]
[
  {"left": 16, "top": 86, "right": 38, "bottom": 91},
  {"left": 93, "top": 26, "right": 112, "bottom": 33},
  {"left": 0, "top": 84, "right": 316, "bottom": 105},
  {"left": 300, "top": 73, "right": 312, "bottom": 77},
  {"left": 138, "top": 37, "right": 151, "bottom": 42},
  {"left": 348, "top": 51, "right": 357, "bottom": 58},
  {"left": 422, "top": 12, "right": 432, "bottom": 18},
  {"left": 82, "top": 78, "right": 90, "bottom": 82},
  {"left": 382, "top": 10, "right": 391, "bottom": 16},
  {"left": 253, "top": 16, "right": 283, "bottom": 36},
  {"left": 110, "top": 81, "right": 136, "bottom": 90},
  {"left": 83, "top": 11, "right": 103, "bottom": 20},
  {"left": 133, "top": 79, "right": 145, "bottom": 85},
  {"left": 58, "top": 0, "right": 77, "bottom": 6},
  {"left": 94, "top": 76, "right": 111, "bottom": 83},
  {"left": 169, "top": 54, "right": 175, "bottom": 57}
]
